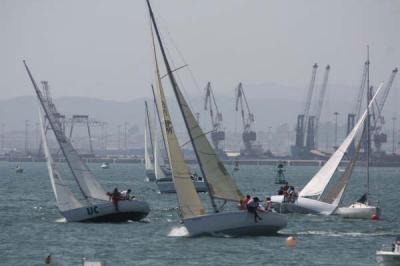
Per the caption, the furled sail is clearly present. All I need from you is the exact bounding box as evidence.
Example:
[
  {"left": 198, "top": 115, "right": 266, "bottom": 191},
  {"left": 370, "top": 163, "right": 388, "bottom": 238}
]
[
  {"left": 299, "top": 83, "right": 384, "bottom": 198},
  {"left": 40, "top": 112, "right": 83, "bottom": 211},
  {"left": 144, "top": 103, "right": 154, "bottom": 172},
  {"left": 24, "top": 61, "right": 108, "bottom": 201},
  {"left": 150, "top": 21, "right": 205, "bottom": 219},
  {"left": 154, "top": 128, "right": 167, "bottom": 180},
  {"left": 146, "top": 0, "right": 242, "bottom": 203}
]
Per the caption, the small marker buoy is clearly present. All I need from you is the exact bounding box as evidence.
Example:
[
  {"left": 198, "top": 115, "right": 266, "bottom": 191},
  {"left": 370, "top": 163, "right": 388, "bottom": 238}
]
[
  {"left": 371, "top": 214, "right": 379, "bottom": 220},
  {"left": 286, "top": 236, "right": 297, "bottom": 247}
]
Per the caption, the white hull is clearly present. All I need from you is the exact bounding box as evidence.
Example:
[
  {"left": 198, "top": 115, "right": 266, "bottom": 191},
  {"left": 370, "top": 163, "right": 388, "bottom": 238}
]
[
  {"left": 183, "top": 210, "right": 287, "bottom": 237},
  {"left": 376, "top": 251, "right": 400, "bottom": 266},
  {"left": 335, "top": 202, "right": 381, "bottom": 219},
  {"left": 61, "top": 200, "right": 150, "bottom": 222},
  {"left": 270, "top": 195, "right": 337, "bottom": 215},
  {"left": 156, "top": 179, "right": 207, "bottom": 193}
]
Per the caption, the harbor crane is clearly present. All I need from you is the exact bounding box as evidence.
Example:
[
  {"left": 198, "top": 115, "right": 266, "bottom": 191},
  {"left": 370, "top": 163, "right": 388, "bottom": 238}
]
[
  {"left": 235, "top": 82, "right": 257, "bottom": 156},
  {"left": 313, "top": 65, "right": 330, "bottom": 148},
  {"left": 372, "top": 67, "right": 398, "bottom": 152},
  {"left": 204, "top": 82, "right": 225, "bottom": 152},
  {"left": 292, "top": 63, "right": 318, "bottom": 158}
]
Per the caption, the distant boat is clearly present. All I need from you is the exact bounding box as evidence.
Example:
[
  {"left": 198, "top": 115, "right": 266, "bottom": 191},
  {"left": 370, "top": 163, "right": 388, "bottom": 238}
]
[
  {"left": 15, "top": 165, "right": 23, "bottom": 174},
  {"left": 24, "top": 61, "right": 150, "bottom": 222},
  {"left": 376, "top": 236, "right": 400, "bottom": 266},
  {"left": 100, "top": 162, "right": 109, "bottom": 169},
  {"left": 233, "top": 159, "right": 240, "bottom": 172},
  {"left": 274, "top": 162, "right": 287, "bottom": 184},
  {"left": 147, "top": 0, "right": 286, "bottom": 236}
]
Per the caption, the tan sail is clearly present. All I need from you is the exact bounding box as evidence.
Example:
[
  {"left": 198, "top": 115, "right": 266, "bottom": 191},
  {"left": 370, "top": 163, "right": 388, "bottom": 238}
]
[
  {"left": 151, "top": 27, "right": 204, "bottom": 219},
  {"left": 146, "top": 3, "right": 242, "bottom": 203}
]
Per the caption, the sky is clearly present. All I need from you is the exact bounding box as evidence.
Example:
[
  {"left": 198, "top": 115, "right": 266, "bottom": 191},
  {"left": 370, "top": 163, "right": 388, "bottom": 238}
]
[{"left": 1, "top": 0, "right": 399, "bottom": 102}]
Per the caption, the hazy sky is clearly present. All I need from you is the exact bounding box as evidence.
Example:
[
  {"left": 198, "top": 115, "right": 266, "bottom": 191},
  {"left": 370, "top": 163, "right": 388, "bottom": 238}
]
[{"left": 1, "top": 0, "right": 399, "bottom": 101}]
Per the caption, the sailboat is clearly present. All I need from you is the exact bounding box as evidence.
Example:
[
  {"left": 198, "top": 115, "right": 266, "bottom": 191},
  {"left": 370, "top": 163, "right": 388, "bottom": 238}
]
[
  {"left": 270, "top": 83, "right": 384, "bottom": 215},
  {"left": 334, "top": 53, "right": 381, "bottom": 219},
  {"left": 148, "top": 88, "right": 207, "bottom": 193},
  {"left": 147, "top": 0, "right": 286, "bottom": 236},
  {"left": 24, "top": 61, "right": 150, "bottom": 222}
]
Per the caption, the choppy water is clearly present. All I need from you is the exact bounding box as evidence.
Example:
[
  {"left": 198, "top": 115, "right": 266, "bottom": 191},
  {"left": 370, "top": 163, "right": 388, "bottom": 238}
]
[{"left": 1, "top": 161, "right": 399, "bottom": 265}]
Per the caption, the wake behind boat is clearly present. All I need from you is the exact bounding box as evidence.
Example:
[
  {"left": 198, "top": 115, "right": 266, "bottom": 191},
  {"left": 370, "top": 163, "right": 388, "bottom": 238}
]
[
  {"left": 147, "top": 0, "right": 286, "bottom": 236},
  {"left": 24, "top": 61, "right": 150, "bottom": 223}
]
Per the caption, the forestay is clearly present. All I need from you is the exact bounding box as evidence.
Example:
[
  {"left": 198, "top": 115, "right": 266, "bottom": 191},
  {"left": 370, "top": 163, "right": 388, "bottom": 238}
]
[
  {"left": 151, "top": 29, "right": 205, "bottom": 219},
  {"left": 40, "top": 113, "right": 83, "bottom": 212},
  {"left": 24, "top": 61, "right": 108, "bottom": 201},
  {"left": 299, "top": 83, "right": 384, "bottom": 199}
]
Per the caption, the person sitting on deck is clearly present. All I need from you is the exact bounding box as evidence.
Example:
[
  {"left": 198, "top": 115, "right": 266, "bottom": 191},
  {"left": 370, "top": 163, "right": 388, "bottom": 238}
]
[
  {"left": 277, "top": 186, "right": 284, "bottom": 195},
  {"left": 247, "top": 197, "right": 263, "bottom": 223},
  {"left": 264, "top": 197, "right": 271, "bottom": 211},
  {"left": 107, "top": 188, "right": 121, "bottom": 211},
  {"left": 240, "top": 195, "right": 252, "bottom": 210},
  {"left": 120, "top": 189, "right": 132, "bottom": 200}
]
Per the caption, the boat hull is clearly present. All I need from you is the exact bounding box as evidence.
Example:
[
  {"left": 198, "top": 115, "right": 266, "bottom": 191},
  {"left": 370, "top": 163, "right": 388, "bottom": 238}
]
[
  {"left": 335, "top": 202, "right": 381, "bottom": 219},
  {"left": 183, "top": 210, "right": 287, "bottom": 237},
  {"left": 156, "top": 179, "right": 207, "bottom": 193},
  {"left": 376, "top": 251, "right": 400, "bottom": 266},
  {"left": 270, "top": 195, "right": 337, "bottom": 215},
  {"left": 61, "top": 200, "right": 150, "bottom": 222}
]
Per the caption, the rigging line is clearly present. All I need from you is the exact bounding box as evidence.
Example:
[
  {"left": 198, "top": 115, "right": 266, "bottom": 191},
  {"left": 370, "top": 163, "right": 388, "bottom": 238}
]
[{"left": 179, "top": 129, "right": 216, "bottom": 148}]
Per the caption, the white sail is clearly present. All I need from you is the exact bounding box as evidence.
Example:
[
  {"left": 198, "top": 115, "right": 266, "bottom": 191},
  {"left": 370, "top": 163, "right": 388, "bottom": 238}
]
[
  {"left": 40, "top": 113, "right": 83, "bottom": 212},
  {"left": 24, "top": 61, "right": 108, "bottom": 201},
  {"left": 300, "top": 83, "right": 384, "bottom": 198},
  {"left": 151, "top": 29, "right": 205, "bottom": 219},
  {"left": 144, "top": 108, "right": 154, "bottom": 172},
  {"left": 154, "top": 129, "right": 166, "bottom": 180}
]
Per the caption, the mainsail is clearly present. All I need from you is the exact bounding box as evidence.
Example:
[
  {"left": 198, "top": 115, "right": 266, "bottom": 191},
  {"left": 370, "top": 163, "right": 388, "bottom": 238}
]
[
  {"left": 149, "top": 14, "right": 204, "bottom": 219},
  {"left": 40, "top": 113, "right": 83, "bottom": 212},
  {"left": 147, "top": 0, "right": 242, "bottom": 203},
  {"left": 24, "top": 61, "right": 108, "bottom": 201},
  {"left": 299, "top": 83, "right": 384, "bottom": 199}
]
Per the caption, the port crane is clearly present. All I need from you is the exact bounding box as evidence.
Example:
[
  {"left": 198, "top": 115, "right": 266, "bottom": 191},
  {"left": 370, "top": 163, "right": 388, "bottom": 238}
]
[
  {"left": 313, "top": 65, "right": 330, "bottom": 148},
  {"left": 235, "top": 82, "right": 257, "bottom": 156},
  {"left": 204, "top": 82, "right": 225, "bottom": 152},
  {"left": 292, "top": 63, "right": 318, "bottom": 158}
]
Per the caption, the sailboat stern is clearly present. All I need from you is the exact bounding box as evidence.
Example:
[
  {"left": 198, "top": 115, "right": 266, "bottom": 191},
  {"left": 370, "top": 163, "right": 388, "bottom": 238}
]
[
  {"left": 335, "top": 202, "right": 381, "bottom": 219},
  {"left": 183, "top": 210, "right": 287, "bottom": 237},
  {"left": 61, "top": 200, "right": 150, "bottom": 222}
]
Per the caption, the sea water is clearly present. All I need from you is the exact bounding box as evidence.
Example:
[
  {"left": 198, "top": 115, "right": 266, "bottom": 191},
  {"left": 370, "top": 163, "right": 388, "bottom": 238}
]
[{"left": 0, "top": 161, "right": 398, "bottom": 265}]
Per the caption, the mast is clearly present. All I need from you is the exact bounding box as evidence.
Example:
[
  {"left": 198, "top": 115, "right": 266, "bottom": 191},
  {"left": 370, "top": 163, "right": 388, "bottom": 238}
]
[
  {"left": 366, "top": 46, "right": 370, "bottom": 201},
  {"left": 146, "top": 0, "right": 219, "bottom": 211}
]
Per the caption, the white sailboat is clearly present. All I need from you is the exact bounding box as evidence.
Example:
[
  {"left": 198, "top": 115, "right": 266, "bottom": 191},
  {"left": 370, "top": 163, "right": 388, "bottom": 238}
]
[
  {"left": 24, "top": 61, "right": 150, "bottom": 222},
  {"left": 144, "top": 101, "right": 156, "bottom": 181},
  {"left": 147, "top": 0, "right": 286, "bottom": 236},
  {"left": 271, "top": 83, "right": 384, "bottom": 216},
  {"left": 335, "top": 53, "right": 381, "bottom": 219}
]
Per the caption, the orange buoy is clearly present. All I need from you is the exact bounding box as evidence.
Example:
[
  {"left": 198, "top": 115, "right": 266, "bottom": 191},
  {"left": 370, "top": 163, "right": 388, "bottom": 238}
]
[
  {"left": 371, "top": 214, "right": 379, "bottom": 220},
  {"left": 286, "top": 236, "right": 297, "bottom": 247}
]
